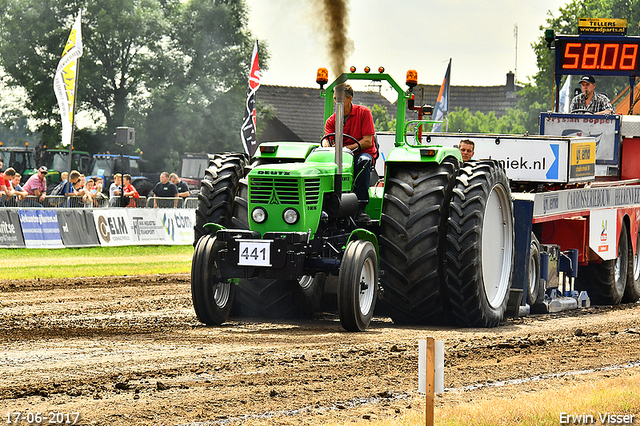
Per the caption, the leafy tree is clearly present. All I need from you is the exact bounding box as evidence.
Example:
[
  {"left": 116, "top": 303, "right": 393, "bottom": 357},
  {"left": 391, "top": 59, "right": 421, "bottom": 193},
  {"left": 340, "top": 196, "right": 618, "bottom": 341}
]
[
  {"left": 255, "top": 101, "right": 276, "bottom": 140},
  {"left": 133, "top": 0, "right": 269, "bottom": 169},
  {"left": 0, "top": 109, "right": 40, "bottom": 147},
  {"left": 446, "top": 108, "right": 528, "bottom": 134},
  {"left": 370, "top": 104, "right": 396, "bottom": 132},
  {"left": 0, "top": 0, "right": 172, "bottom": 149},
  {"left": 0, "top": 0, "right": 266, "bottom": 169},
  {"left": 518, "top": 0, "right": 640, "bottom": 133}
]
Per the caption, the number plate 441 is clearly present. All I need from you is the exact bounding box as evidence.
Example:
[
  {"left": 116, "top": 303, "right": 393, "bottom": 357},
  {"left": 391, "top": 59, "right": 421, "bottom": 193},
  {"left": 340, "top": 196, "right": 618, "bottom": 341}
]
[{"left": 238, "top": 240, "right": 272, "bottom": 267}]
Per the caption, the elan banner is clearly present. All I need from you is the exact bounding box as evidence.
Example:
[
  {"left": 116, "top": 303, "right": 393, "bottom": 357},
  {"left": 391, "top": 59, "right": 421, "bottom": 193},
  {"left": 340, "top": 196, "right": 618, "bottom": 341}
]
[{"left": 94, "top": 209, "right": 134, "bottom": 246}]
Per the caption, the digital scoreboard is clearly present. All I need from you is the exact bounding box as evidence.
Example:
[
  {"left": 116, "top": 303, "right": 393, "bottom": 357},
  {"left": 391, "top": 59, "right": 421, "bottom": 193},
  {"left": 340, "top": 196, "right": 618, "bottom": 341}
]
[{"left": 555, "top": 36, "right": 640, "bottom": 76}]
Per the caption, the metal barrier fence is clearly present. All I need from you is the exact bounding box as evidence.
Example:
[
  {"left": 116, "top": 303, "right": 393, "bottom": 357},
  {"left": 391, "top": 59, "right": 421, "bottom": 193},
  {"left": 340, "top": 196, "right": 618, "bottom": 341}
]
[
  {"left": 1, "top": 195, "right": 197, "bottom": 209},
  {"left": 145, "top": 196, "right": 198, "bottom": 209}
]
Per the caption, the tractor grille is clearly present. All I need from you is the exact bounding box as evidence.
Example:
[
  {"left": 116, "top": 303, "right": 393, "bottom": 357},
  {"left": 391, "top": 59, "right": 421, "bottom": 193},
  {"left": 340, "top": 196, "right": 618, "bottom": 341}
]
[
  {"left": 250, "top": 177, "right": 300, "bottom": 205},
  {"left": 305, "top": 178, "right": 321, "bottom": 205}
]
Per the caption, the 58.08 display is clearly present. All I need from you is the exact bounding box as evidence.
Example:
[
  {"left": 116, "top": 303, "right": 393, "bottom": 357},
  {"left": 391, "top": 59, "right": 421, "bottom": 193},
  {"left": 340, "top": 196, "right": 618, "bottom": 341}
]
[{"left": 557, "top": 37, "right": 640, "bottom": 75}]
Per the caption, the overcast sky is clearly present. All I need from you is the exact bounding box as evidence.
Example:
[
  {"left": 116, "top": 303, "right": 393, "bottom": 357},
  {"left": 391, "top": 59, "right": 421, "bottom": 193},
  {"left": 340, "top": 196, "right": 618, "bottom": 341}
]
[{"left": 245, "top": 0, "right": 569, "bottom": 93}]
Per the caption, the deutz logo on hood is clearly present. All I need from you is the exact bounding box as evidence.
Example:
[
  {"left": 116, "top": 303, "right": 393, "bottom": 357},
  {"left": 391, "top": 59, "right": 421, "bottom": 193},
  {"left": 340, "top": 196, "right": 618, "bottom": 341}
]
[
  {"left": 268, "top": 189, "right": 280, "bottom": 204},
  {"left": 257, "top": 170, "right": 291, "bottom": 175}
]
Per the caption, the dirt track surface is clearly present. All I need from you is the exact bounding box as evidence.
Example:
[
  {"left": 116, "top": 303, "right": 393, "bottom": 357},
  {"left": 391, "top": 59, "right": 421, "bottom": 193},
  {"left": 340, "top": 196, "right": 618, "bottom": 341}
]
[{"left": 1, "top": 274, "right": 640, "bottom": 425}]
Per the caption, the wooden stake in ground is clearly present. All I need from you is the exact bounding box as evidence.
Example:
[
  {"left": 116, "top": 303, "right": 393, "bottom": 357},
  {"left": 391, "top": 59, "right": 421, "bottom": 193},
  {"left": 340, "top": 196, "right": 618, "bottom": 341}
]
[
  {"left": 425, "top": 337, "right": 435, "bottom": 426},
  {"left": 419, "top": 337, "right": 444, "bottom": 426}
]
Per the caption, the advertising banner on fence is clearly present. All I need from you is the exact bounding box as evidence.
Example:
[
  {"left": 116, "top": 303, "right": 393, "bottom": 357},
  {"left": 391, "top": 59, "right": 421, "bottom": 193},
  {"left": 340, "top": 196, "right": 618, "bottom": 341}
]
[
  {"left": 158, "top": 209, "right": 196, "bottom": 245},
  {"left": 128, "top": 209, "right": 170, "bottom": 245},
  {"left": 19, "top": 209, "right": 64, "bottom": 249},
  {"left": 0, "top": 210, "right": 25, "bottom": 248},
  {"left": 94, "top": 209, "right": 133, "bottom": 246},
  {"left": 57, "top": 210, "right": 99, "bottom": 247},
  {"left": 93, "top": 208, "right": 195, "bottom": 247}
]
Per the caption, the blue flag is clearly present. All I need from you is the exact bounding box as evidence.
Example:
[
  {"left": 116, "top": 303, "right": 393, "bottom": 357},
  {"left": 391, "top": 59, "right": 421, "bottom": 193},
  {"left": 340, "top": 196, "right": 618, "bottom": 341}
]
[{"left": 431, "top": 59, "right": 451, "bottom": 132}]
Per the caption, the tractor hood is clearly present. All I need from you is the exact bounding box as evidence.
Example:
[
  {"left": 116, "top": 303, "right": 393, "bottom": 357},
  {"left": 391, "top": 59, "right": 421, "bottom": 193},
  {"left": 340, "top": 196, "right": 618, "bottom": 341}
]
[
  {"left": 253, "top": 142, "right": 319, "bottom": 162},
  {"left": 250, "top": 147, "right": 354, "bottom": 180},
  {"left": 245, "top": 148, "right": 355, "bottom": 237}
]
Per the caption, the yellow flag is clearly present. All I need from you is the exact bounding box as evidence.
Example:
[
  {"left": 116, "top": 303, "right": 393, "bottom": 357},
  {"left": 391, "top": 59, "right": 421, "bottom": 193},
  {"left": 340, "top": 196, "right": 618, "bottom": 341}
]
[{"left": 53, "top": 11, "right": 83, "bottom": 147}]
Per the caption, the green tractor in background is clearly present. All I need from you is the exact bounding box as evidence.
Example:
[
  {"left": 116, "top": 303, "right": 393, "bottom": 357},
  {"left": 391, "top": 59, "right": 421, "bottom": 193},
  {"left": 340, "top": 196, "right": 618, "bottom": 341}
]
[
  {"left": 192, "top": 70, "right": 515, "bottom": 331},
  {"left": 37, "top": 148, "right": 92, "bottom": 190},
  {"left": 0, "top": 144, "right": 37, "bottom": 181}
]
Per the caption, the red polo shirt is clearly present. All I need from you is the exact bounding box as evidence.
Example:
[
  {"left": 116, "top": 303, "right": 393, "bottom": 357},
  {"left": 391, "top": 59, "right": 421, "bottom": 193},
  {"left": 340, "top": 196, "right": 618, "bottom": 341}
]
[{"left": 325, "top": 104, "right": 377, "bottom": 158}]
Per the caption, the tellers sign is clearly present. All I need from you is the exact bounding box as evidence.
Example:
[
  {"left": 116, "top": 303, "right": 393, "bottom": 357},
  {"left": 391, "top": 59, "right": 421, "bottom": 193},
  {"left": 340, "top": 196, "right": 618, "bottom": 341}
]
[{"left": 555, "top": 36, "right": 640, "bottom": 76}]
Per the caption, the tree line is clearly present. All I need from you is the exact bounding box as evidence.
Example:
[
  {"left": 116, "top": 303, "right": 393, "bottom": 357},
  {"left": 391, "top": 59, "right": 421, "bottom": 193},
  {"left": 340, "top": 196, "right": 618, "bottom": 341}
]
[
  {"left": 1, "top": 0, "right": 639, "bottom": 170},
  {"left": 0, "top": 0, "right": 267, "bottom": 171}
]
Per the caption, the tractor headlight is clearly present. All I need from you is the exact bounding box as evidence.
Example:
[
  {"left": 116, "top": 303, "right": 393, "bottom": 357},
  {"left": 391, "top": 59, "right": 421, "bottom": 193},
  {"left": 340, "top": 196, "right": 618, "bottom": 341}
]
[
  {"left": 252, "top": 207, "right": 268, "bottom": 223},
  {"left": 282, "top": 208, "right": 299, "bottom": 225}
]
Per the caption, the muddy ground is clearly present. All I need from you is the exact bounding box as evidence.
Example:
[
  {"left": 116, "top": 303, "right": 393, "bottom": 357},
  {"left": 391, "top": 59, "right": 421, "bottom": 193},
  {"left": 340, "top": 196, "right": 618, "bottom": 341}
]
[{"left": 1, "top": 274, "right": 639, "bottom": 425}]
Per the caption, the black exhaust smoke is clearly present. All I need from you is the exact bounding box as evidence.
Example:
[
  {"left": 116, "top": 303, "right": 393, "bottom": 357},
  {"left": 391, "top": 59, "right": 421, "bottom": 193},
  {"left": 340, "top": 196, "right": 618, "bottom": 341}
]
[{"left": 313, "top": 0, "right": 353, "bottom": 77}]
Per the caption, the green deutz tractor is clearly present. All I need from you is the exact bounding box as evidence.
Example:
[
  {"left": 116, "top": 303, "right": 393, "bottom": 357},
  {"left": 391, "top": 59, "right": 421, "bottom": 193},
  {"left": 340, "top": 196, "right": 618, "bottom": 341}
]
[{"left": 192, "top": 71, "right": 515, "bottom": 331}]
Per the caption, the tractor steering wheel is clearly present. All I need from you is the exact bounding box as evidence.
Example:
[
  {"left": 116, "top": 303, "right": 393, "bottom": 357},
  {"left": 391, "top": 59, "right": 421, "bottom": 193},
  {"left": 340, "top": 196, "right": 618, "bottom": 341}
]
[{"left": 321, "top": 133, "right": 361, "bottom": 154}]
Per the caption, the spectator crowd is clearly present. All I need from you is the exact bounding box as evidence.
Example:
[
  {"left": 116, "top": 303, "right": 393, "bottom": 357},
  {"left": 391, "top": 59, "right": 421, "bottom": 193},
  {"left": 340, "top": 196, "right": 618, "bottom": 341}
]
[{"left": 1, "top": 160, "right": 194, "bottom": 209}]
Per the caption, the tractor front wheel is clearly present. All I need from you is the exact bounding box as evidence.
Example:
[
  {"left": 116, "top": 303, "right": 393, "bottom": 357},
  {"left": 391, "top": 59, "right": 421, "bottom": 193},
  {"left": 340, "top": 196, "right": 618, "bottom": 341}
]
[
  {"left": 191, "top": 235, "right": 234, "bottom": 325},
  {"left": 338, "top": 240, "right": 378, "bottom": 332}
]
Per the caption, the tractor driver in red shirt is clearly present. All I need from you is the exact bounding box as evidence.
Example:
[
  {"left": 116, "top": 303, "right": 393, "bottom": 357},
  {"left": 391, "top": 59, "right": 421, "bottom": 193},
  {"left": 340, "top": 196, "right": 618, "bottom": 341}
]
[{"left": 323, "top": 83, "right": 377, "bottom": 222}]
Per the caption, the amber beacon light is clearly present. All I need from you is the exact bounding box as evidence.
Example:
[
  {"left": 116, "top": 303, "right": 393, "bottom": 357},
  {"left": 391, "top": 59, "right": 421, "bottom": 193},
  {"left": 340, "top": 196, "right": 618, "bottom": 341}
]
[
  {"left": 406, "top": 69, "right": 418, "bottom": 88},
  {"left": 316, "top": 67, "right": 328, "bottom": 89}
]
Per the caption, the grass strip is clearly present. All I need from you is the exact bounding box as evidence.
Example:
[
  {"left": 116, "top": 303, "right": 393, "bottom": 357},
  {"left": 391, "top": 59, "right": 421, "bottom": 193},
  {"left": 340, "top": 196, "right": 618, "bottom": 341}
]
[
  {"left": 0, "top": 245, "right": 194, "bottom": 279},
  {"left": 327, "top": 371, "right": 640, "bottom": 425}
]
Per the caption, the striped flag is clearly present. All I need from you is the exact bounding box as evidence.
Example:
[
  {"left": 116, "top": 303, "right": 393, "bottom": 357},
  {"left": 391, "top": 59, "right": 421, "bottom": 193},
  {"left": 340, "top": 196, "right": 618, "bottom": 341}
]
[
  {"left": 431, "top": 59, "right": 451, "bottom": 132},
  {"left": 241, "top": 41, "right": 261, "bottom": 155},
  {"left": 53, "top": 11, "right": 83, "bottom": 147}
]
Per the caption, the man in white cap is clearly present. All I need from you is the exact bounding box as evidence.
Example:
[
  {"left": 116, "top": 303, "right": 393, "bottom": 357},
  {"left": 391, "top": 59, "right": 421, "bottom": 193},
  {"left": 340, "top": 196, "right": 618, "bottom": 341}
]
[{"left": 570, "top": 75, "right": 613, "bottom": 115}]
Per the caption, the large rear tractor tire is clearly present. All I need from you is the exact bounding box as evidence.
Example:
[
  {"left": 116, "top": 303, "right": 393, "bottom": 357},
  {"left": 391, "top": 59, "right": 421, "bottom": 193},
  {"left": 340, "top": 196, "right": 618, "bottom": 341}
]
[
  {"left": 445, "top": 160, "right": 515, "bottom": 327},
  {"left": 231, "top": 168, "right": 326, "bottom": 319},
  {"left": 194, "top": 153, "right": 248, "bottom": 244},
  {"left": 191, "top": 235, "right": 234, "bottom": 325},
  {"left": 379, "top": 159, "right": 459, "bottom": 324},
  {"left": 338, "top": 240, "right": 378, "bottom": 332},
  {"left": 232, "top": 275, "right": 326, "bottom": 319},
  {"left": 131, "top": 177, "right": 154, "bottom": 198},
  {"left": 577, "top": 223, "right": 628, "bottom": 305},
  {"left": 624, "top": 225, "right": 640, "bottom": 303}
]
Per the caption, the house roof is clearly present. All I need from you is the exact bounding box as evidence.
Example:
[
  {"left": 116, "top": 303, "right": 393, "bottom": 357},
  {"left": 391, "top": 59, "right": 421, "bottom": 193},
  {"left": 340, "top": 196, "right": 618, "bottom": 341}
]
[
  {"left": 411, "top": 83, "right": 521, "bottom": 118},
  {"left": 258, "top": 74, "right": 522, "bottom": 142},
  {"left": 258, "top": 85, "right": 397, "bottom": 143}
]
